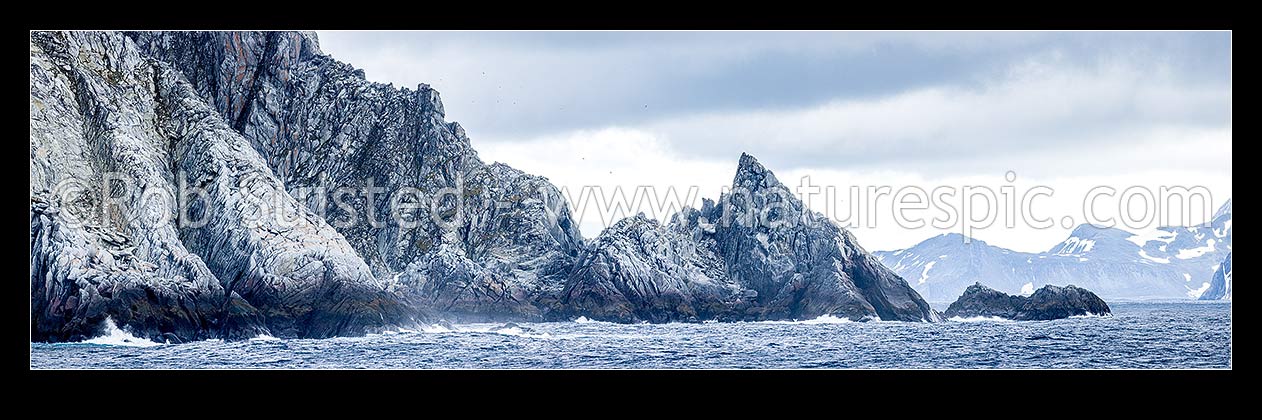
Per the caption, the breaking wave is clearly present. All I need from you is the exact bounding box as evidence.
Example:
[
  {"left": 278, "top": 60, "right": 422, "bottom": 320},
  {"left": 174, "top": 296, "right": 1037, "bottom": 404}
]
[
  {"left": 420, "top": 323, "right": 554, "bottom": 339},
  {"left": 1069, "top": 313, "right": 1112, "bottom": 319},
  {"left": 574, "top": 316, "right": 617, "bottom": 325},
  {"left": 948, "top": 316, "right": 1015, "bottom": 323},
  {"left": 487, "top": 326, "right": 554, "bottom": 339},
  {"left": 30, "top": 303, "right": 1229, "bottom": 369},
  {"left": 421, "top": 324, "right": 455, "bottom": 333},
  {"left": 83, "top": 318, "right": 162, "bottom": 347},
  {"left": 759, "top": 314, "right": 856, "bottom": 325},
  {"left": 379, "top": 327, "right": 418, "bottom": 335}
]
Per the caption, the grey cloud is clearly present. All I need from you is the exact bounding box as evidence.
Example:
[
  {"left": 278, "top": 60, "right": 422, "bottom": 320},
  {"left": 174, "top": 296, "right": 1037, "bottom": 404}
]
[
  {"left": 318, "top": 31, "right": 1231, "bottom": 178},
  {"left": 319, "top": 31, "right": 1226, "bottom": 137}
]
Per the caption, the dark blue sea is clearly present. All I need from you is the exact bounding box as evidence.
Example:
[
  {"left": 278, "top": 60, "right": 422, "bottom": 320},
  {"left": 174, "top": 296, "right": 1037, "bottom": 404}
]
[{"left": 29, "top": 302, "right": 1231, "bottom": 369}]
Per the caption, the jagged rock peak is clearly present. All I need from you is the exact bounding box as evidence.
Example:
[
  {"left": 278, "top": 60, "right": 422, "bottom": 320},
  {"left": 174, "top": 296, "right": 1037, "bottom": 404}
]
[
  {"left": 298, "top": 31, "right": 322, "bottom": 53},
  {"left": 733, "top": 152, "right": 780, "bottom": 190},
  {"left": 712, "top": 152, "right": 940, "bottom": 322},
  {"left": 415, "top": 83, "right": 445, "bottom": 118}
]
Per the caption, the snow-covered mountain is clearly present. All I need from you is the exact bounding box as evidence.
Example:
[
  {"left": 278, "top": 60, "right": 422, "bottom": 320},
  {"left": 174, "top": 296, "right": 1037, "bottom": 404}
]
[{"left": 876, "top": 200, "right": 1232, "bottom": 302}]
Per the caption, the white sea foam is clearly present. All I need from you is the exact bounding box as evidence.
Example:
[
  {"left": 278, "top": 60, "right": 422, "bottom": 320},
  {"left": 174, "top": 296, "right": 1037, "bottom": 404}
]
[
  {"left": 573, "top": 316, "right": 616, "bottom": 325},
  {"left": 419, "top": 323, "right": 554, "bottom": 339},
  {"left": 84, "top": 317, "right": 162, "bottom": 347},
  {"left": 948, "top": 316, "right": 1014, "bottom": 323},
  {"left": 376, "top": 326, "right": 419, "bottom": 336},
  {"left": 249, "top": 334, "right": 281, "bottom": 341},
  {"left": 760, "top": 314, "right": 855, "bottom": 325},
  {"left": 1068, "top": 312, "right": 1112, "bottom": 319},
  {"left": 487, "top": 326, "right": 554, "bottom": 339},
  {"left": 421, "top": 324, "right": 455, "bottom": 333},
  {"left": 804, "top": 314, "right": 853, "bottom": 324}
]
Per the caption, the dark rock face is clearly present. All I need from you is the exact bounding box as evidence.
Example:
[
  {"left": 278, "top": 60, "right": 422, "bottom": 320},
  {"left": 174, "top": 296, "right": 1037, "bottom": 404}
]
[
  {"left": 557, "top": 214, "right": 741, "bottom": 323},
  {"left": 396, "top": 243, "right": 542, "bottom": 322},
  {"left": 30, "top": 31, "right": 412, "bottom": 341},
  {"left": 559, "top": 154, "right": 941, "bottom": 323},
  {"left": 940, "top": 283, "right": 1025, "bottom": 320},
  {"left": 31, "top": 196, "right": 264, "bottom": 342},
  {"left": 1020, "top": 284, "right": 1112, "bottom": 320},
  {"left": 713, "top": 154, "right": 939, "bottom": 322},
  {"left": 945, "top": 282, "right": 1111, "bottom": 321},
  {"left": 128, "top": 31, "right": 583, "bottom": 320}
]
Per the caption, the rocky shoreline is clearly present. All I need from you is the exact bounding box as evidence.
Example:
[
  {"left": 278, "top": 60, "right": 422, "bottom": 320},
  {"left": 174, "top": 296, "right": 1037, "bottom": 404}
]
[{"left": 40, "top": 31, "right": 1130, "bottom": 343}]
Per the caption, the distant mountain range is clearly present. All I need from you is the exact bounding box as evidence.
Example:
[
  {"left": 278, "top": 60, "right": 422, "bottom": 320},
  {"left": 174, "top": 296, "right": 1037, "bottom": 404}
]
[{"left": 875, "top": 200, "right": 1232, "bottom": 302}]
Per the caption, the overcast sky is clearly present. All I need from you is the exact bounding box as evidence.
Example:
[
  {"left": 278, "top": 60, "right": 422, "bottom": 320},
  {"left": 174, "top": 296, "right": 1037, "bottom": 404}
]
[{"left": 318, "top": 31, "right": 1232, "bottom": 253}]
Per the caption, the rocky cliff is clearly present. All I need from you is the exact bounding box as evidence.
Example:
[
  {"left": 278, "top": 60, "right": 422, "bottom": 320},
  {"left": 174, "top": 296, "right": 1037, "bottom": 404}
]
[
  {"left": 31, "top": 31, "right": 940, "bottom": 342},
  {"left": 30, "top": 31, "right": 411, "bottom": 342},
  {"left": 944, "top": 283, "right": 1110, "bottom": 321},
  {"left": 128, "top": 32, "right": 584, "bottom": 321}
]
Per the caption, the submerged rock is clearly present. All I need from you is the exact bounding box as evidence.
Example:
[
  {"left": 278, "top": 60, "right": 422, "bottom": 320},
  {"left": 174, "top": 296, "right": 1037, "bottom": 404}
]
[{"left": 944, "top": 282, "right": 1111, "bottom": 321}]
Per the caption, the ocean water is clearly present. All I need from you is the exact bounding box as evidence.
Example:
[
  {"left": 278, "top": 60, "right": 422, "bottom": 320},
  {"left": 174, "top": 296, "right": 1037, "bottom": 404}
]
[{"left": 29, "top": 302, "right": 1231, "bottom": 369}]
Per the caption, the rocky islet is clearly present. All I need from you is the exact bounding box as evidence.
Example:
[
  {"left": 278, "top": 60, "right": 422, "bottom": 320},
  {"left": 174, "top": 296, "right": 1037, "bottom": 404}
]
[{"left": 944, "top": 282, "right": 1111, "bottom": 321}]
